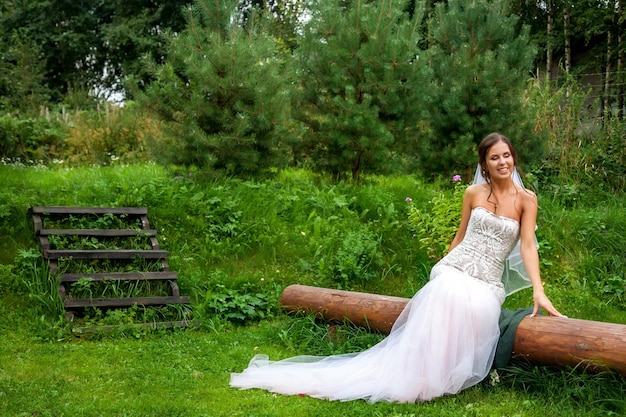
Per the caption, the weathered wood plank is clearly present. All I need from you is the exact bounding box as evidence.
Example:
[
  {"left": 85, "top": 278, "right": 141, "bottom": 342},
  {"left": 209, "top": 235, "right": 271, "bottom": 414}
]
[
  {"left": 140, "top": 214, "right": 151, "bottom": 229},
  {"left": 39, "top": 229, "right": 157, "bottom": 237},
  {"left": 31, "top": 205, "right": 191, "bottom": 323},
  {"left": 32, "top": 214, "right": 43, "bottom": 233},
  {"left": 60, "top": 271, "right": 178, "bottom": 282},
  {"left": 38, "top": 235, "right": 51, "bottom": 254},
  {"left": 64, "top": 295, "right": 190, "bottom": 308},
  {"left": 169, "top": 281, "right": 181, "bottom": 297},
  {"left": 45, "top": 249, "right": 169, "bottom": 260},
  {"left": 31, "top": 206, "right": 148, "bottom": 215}
]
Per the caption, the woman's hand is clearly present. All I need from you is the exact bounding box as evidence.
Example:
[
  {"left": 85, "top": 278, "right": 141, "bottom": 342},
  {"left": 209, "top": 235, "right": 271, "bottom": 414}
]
[{"left": 531, "top": 289, "right": 565, "bottom": 318}]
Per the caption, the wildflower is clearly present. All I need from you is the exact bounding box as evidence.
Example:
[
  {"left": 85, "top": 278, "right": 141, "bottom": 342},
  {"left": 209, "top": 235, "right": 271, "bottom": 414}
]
[
  {"left": 405, "top": 197, "right": 413, "bottom": 203},
  {"left": 452, "top": 174, "right": 462, "bottom": 182},
  {"left": 489, "top": 369, "right": 500, "bottom": 386}
]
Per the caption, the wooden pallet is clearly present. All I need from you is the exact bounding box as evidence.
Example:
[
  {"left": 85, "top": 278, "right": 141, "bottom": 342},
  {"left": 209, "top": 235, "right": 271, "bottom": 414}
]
[{"left": 31, "top": 206, "right": 190, "bottom": 322}]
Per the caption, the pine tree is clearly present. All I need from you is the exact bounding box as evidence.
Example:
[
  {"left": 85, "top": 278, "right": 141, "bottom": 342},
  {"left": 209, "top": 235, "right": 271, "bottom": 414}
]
[
  {"left": 294, "top": 0, "right": 428, "bottom": 181},
  {"left": 137, "top": 0, "right": 294, "bottom": 176},
  {"left": 421, "top": 0, "right": 539, "bottom": 176}
]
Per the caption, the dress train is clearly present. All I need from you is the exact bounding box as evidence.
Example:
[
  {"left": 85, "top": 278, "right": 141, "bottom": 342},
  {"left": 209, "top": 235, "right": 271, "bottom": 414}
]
[{"left": 230, "top": 267, "right": 501, "bottom": 403}]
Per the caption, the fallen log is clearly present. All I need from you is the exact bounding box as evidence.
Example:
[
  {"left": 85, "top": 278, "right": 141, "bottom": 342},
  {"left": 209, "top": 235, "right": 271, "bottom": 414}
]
[{"left": 280, "top": 284, "right": 626, "bottom": 376}]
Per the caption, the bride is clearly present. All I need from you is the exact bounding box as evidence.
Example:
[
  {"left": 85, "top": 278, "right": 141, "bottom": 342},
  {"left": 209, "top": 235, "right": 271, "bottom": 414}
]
[{"left": 230, "top": 132, "right": 564, "bottom": 403}]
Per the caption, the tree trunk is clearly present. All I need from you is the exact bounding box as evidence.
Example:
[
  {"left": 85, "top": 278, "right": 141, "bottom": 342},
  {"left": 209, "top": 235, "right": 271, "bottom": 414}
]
[
  {"left": 563, "top": 2, "right": 571, "bottom": 73},
  {"left": 605, "top": 4, "right": 614, "bottom": 121},
  {"left": 618, "top": 0, "right": 625, "bottom": 119},
  {"left": 546, "top": 0, "right": 554, "bottom": 80},
  {"left": 280, "top": 284, "right": 626, "bottom": 375}
]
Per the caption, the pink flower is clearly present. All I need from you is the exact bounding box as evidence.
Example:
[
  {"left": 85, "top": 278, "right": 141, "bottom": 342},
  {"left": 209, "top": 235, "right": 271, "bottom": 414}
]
[
  {"left": 452, "top": 175, "right": 462, "bottom": 182},
  {"left": 405, "top": 197, "right": 413, "bottom": 203}
]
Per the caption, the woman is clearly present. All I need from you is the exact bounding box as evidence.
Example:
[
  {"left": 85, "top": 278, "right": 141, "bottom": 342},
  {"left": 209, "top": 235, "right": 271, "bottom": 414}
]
[{"left": 230, "top": 132, "right": 564, "bottom": 403}]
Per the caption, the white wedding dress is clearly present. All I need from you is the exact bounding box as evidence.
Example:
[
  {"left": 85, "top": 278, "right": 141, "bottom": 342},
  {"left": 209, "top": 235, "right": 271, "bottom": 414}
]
[{"left": 230, "top": 206, "right": 520, "bottom": 403}]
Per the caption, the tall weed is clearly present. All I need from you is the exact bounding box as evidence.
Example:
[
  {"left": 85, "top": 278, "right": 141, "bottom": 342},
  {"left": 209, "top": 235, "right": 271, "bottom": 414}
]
[
  {"left": 583, "top": 116, "right": 626, "bottom": 192},
  {"left": 2, "top": 248, "right": 67, "bottom": 340},
  {"left": 526, "top": 75, "right": 626, "bottom": 194},
  {"left": 407, "top": 178, "right": 467, "bottom": 261},
  {"left": 536, "top": 197, "right": 626, "bottom": 310},
  {"left": 325, "top": 227, "right": 384, "bottom": 289},
  {"left": 62, "top": 104, "right": 158, "bottom": 166},
  {"left": 525, "top": 75, "right": 595, "bottom": 182}
]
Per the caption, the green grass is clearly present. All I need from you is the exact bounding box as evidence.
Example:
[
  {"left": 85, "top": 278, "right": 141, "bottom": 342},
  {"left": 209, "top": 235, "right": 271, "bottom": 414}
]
[
  {"left": 1, "top": 315, "right": 624, "bottom": 416},
  {"left": 1, "top": 163, "right": 625, "bottom": 416}
]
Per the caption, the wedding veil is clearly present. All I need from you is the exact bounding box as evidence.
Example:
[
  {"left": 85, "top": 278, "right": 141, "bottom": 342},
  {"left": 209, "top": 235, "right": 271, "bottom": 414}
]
[{"left": 473, "top": 165, "right": 533, "bottom": 296}]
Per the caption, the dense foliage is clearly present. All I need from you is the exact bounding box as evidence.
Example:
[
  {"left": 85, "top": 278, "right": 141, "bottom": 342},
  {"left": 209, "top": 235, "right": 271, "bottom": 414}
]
[
  {"left": 135, "top": 1, "right": 293, "bottom": 176},
  {"left": 292, "top": 0, "right": 428, "bottom": 181},
  {"left": 2, "top": 0, "right": 624, "bottom": 180},
  {"left": 420, "top": 0, "right": 540, "bottom": 174},
  {"left": 2, "top": 0, "right": 623, "bottom": 109},
  {"left": 0, "top": 0, "right": 191, "bottom": 106}
]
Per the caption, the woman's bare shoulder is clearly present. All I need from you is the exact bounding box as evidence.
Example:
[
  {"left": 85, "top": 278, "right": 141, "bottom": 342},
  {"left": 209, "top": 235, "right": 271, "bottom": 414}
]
[
  {"left": 518, "top": 185, "right": 538, "bottom": 208},
  {"left": 466, "top": 183, "right": 489, "bottom": 195}
]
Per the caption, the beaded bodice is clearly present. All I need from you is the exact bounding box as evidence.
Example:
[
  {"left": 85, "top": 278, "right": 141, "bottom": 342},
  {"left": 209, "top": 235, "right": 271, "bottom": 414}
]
[{"left": 435, "top": 206, "right": 520, "bottom": 303}]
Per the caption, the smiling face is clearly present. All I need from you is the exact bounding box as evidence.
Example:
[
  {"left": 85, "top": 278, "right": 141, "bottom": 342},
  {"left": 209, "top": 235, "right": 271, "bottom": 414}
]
[
  {"left": 477, "top": 133, "right": 519, "bottom": 184},
  {"left": 485, "top": 141, "right": 515, "bottom": 181}
]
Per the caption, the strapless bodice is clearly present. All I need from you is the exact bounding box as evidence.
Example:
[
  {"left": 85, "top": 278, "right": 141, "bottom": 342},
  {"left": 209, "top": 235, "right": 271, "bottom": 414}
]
[{"left": 433, "top": 206, "right": 520, "bottom": 303}]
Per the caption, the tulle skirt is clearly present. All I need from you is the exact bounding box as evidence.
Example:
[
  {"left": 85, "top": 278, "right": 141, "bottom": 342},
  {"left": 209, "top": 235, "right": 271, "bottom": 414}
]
[{"left": 230, "top": 265, "right": 502, "bottom": 403}]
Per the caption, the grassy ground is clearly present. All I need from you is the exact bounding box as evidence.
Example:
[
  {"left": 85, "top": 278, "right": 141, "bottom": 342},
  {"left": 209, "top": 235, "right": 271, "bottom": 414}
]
[
  {"left": 2, "top": 312, "right": 624, "bottom": 417},
  {"left": 1, "top": 163, "right": 625, "bottom": 416}
]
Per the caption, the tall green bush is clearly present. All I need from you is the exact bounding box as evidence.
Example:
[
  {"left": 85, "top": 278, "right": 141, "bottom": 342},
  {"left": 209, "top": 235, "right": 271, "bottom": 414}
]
[
  {"left": 0, "top": 30, "right": 50, "bottom": 113},
  {"left": 525, "top": 75, "right": 593, "bottom": 184},
  {"left": 585, "top": 117, "right": 626, "bottom": 192},
  {"left": 0, "top": 114, "right": 65, "bottom": 162},
  {"left": 293, "top": 0, "right": 428, "bottom": 181},
  {"left": 137, "top": 0, "right": 294, "bottom": 177},
  {"left": 420, "top": 0, "right": 539, "bottom": 175}
]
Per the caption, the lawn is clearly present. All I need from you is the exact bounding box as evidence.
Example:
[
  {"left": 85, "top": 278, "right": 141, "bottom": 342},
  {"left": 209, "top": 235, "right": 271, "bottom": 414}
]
[{"left": 1, "top": 163, "right": 625, "bottom": 416}]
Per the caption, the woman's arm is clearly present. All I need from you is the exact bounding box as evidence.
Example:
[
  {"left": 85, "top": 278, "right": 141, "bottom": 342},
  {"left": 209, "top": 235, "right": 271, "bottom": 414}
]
[
  {"left": 448, "top": 185, "right": 477, "bottom": 252},
  {"left": 519, "top": 192, "right": 564, "bottom": 317}
]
